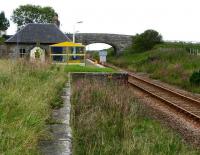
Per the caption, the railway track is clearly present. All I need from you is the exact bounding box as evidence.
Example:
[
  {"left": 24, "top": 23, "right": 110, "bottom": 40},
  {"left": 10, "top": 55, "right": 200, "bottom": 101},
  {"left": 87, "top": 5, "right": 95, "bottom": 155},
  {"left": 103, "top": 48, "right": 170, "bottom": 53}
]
[
  {"left": 89, "top": 59, "right": 200, "bottom": 122},
  {"left": 128, "top": 73, "right": 200, "bottom": 122}
]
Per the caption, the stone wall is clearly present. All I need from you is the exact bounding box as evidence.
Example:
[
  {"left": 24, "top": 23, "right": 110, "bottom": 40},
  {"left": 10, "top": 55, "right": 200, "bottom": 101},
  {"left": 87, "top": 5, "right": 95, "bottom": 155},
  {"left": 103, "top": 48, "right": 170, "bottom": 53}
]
[
  {"left": 0, "top": 45, "right": 7, "bottom": 58},
  {"left": 6, "top": 44, "right": 50, "bottom": 59},
  {"left": 71, "top": 72, "right": 128, "bottom": 84},
  {"left": 67, "top": 33, "right": 133, "bottom": 55}
]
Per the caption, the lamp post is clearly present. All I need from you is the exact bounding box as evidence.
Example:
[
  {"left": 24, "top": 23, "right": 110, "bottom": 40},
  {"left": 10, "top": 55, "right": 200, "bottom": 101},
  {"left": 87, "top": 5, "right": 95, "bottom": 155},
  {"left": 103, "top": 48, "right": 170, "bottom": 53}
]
[
  {"left": 73, "top": 21, "right": 83, "bottom": 43},
  {"left": 73, "top": 21, "right": 83, "bottom": 57}
]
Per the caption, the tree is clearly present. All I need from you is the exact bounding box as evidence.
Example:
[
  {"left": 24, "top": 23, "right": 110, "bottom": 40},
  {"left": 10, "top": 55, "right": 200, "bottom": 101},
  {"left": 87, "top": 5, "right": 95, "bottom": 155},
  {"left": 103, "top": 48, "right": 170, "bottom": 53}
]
[
  {"left": 132, "top": 29, "right": 163, "bottom": 52},
  {"left": 0, "top": 11, "right": 10, "bottom": 32},
  {"left": 11, "top": 5, "right": 57, "bottom": 29}
]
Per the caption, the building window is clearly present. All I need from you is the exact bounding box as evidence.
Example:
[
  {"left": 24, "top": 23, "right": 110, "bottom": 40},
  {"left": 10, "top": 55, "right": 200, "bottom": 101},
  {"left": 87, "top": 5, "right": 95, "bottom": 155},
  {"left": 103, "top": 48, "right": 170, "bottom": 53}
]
[{"left": 20, "top": 49, "right": 26, "bottom": 58}]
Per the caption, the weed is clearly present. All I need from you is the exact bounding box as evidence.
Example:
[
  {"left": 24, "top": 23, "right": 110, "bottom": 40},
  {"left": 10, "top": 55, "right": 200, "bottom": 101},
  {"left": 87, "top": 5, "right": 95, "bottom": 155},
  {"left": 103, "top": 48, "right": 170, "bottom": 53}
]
[
  {"left": 71, "top": 79, "right": 199, "bottom": 155},
  {"left": 0, "top": 60, "right": 66, "bottom": 154}
]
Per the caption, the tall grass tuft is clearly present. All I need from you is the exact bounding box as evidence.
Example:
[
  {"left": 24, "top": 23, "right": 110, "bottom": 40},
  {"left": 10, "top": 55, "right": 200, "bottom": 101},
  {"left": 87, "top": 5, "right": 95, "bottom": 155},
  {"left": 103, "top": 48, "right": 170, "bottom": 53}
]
[
  {"left": 71, "top": 79, "right": 199, "bottom": 155},
  {"left": 0, "top": 60, "right": 66, "bottom": 154}
]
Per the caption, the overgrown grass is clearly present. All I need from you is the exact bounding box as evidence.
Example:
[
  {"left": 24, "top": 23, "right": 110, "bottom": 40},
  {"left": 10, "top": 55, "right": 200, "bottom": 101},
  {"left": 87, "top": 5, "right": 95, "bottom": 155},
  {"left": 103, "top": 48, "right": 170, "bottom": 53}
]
[
  {"left": 0, "top": 60, "right": 67, "bottom": 154},
  {"left": 0, "top": 59, "right": 114, "bottom": 154},
  {"left": 71, "top": 79, "right": 200, "bottom": 155},
  {"left": 64, "top": 65, "right": 114, "bottom": 73},
  {"left": 108, "top": 48, "right": 200, "bottom": 93}
]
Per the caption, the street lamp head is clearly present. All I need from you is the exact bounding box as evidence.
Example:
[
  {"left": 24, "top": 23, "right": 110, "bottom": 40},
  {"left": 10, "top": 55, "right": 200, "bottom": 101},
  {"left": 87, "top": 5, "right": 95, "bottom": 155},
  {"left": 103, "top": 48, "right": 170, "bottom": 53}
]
[
  {"left": 77, "top": 21, "right": 83, "bottom": 24},
  {"left": 73, "top": 21, "right": 83, "bottom": 43}
]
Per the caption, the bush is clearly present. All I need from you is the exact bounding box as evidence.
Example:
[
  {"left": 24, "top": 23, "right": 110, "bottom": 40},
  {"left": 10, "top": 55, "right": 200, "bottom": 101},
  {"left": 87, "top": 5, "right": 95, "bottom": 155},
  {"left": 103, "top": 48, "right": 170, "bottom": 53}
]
[
  {"left": 0, "top": 37, "right": 5, "bottom": 44},
  {"left": 132, "top": 29, "right": 163, "bottom": 52},
  {"left": 190, "top": 70, "right": 200, "bottom": 85}
]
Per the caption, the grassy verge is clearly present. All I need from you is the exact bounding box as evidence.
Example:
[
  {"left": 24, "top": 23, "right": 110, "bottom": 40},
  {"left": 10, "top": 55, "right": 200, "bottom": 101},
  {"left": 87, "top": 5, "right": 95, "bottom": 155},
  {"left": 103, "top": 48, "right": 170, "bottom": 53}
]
[
  {"left": 108, "top": 48, "right": 200, "bottom": 93},
  {"left": 71, "top": 79, "right": 199, "bottom": 154},
  {"left": 0, "top": 59, "right": 114, "bottom": 154},
  {"left": 64, "top": 65, "right": 114, "bottom": 73},
  {"left": 0, "top": 60, "right": 67, "bottom": 154}
]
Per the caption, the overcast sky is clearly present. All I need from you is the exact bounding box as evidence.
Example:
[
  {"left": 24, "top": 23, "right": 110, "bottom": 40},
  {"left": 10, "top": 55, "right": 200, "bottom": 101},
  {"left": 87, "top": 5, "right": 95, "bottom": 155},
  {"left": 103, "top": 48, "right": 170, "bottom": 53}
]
[{"left": 1, "top": 0, "right": 200, "bottom": 50}]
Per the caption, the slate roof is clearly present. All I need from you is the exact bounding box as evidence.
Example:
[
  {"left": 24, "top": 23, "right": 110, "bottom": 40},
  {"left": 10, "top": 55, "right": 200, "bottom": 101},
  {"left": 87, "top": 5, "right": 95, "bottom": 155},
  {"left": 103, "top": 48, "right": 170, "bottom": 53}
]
[{"left": 6, "top": 23, "right": 70, "bottom": 44}]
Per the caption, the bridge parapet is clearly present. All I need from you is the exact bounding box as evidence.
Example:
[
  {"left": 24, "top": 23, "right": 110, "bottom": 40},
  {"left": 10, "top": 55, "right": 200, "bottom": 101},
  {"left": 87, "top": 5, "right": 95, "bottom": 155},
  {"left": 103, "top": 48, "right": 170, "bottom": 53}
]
[{"left": 66, "top": 33, "right": 132, "bottom": 54}]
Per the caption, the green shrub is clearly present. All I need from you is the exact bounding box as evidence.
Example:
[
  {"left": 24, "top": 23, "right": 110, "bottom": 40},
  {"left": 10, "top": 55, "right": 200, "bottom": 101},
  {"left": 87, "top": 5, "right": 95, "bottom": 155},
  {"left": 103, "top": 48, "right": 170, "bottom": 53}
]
[
  {"left": 91, "top": 51, "right": 99, "bottom": 60},
  {"left": 132, "top": 29, "right": 163, "bottom": 52},
  {"left": 107, "top": 47, "right": 115, "bottom": 56},
  {"left": 190, "top": 70, "right": 200, "bottom": 85},
  {"left": 0, "top": 37, "right": 5, "bottom": 44}
]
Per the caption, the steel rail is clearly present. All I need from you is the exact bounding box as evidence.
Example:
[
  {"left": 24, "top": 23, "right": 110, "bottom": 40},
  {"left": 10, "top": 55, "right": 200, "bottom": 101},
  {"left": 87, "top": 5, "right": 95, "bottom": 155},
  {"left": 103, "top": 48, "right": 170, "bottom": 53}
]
[
  {"left": 128, "top": 75, "right": 200, "bottom": 121},
  {"left": 128, "top": 73, "right": 200, "bottom": 107}
]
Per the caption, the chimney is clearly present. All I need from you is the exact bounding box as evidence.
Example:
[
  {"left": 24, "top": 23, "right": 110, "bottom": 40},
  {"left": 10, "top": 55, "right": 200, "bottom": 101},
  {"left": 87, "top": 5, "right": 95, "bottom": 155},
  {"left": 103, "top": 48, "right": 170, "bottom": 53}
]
[{"left": 53, "top": 13, "right": 60, "bottom": 28}]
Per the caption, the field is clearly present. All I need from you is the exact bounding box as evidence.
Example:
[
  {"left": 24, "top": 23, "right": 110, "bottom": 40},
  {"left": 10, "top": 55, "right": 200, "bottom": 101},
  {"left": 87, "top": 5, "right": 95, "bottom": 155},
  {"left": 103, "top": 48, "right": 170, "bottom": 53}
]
[
  {"left": 108, "top": 46, "right": 200, "bottom": 93},
  {"left": 0, "top": 60, "right": 113, "bottom": 154},
  {"left": 71, "top": 79, "right": 200, "bottom": 155}
]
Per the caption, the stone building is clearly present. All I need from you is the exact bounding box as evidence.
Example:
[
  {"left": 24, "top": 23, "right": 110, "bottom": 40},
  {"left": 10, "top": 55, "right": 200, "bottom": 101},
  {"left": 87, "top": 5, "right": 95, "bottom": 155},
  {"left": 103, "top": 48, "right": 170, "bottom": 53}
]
[{"left": 5, "top": 23, "right": 70, "bottom": 59}]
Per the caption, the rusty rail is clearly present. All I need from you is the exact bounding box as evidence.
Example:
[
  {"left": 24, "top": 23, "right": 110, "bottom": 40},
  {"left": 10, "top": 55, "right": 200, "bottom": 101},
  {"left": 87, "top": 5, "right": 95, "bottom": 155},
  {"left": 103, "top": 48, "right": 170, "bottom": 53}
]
[{"left": 128, "top": 74, "right": 200, "bottom": 122}]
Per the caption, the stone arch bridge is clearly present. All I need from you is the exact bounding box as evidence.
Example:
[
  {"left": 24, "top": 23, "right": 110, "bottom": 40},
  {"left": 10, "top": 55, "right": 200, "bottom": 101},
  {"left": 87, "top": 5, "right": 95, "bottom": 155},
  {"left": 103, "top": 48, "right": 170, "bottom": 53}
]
[{"left": 67, "top": 33, "right": 132, "bottom": 54}]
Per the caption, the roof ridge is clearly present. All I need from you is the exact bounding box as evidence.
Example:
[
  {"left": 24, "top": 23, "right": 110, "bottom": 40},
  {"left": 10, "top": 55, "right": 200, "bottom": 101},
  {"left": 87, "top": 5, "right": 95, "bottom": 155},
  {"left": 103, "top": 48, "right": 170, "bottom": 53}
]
[
  {"left": 53, "top": 24, "right": 72, "bottom": 42},
  {"left": 5, "top": 23, "right": 70, "bottom": 44}
]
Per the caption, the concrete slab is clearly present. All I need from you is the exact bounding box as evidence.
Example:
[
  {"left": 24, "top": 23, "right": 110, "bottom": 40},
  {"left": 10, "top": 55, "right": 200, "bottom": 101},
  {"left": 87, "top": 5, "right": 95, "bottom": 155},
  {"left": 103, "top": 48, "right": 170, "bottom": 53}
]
[{"left": 40, "top": 74, "right": 72, "bottom": 155}]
